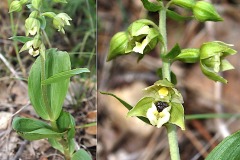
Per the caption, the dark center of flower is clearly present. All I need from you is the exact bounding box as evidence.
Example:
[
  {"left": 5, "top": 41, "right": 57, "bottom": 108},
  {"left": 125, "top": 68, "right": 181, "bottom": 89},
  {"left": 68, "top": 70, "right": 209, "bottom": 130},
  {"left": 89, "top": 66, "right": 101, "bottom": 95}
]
[{"left": 154, "top": 101, "right": 169, "bottom": 112}]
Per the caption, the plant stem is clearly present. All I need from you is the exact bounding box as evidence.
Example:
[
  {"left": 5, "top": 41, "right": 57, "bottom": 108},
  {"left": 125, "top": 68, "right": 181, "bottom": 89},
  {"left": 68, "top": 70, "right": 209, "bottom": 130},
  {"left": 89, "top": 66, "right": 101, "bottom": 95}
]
[
  {"left": 8, "top": 0, "right": 26, "bottom": 77},
  {"left": 166, "top": 124, "right": 180, "bottom": 160},
  {"left": 159, "top": 7, "right": 180, "bottom": 160}
]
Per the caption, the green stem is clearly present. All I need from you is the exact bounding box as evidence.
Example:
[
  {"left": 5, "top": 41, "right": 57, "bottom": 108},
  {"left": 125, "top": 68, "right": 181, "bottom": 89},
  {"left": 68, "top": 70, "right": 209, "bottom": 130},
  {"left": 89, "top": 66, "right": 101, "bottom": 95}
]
[
  {"left": 166, "top": 124, "right": 180, "bottom": 160},
  {"left": 159, "top": 7, "right": 180, "bottom": 160},
  {"left": 8, "top": 0, "right": 26, "bottom": 77}
]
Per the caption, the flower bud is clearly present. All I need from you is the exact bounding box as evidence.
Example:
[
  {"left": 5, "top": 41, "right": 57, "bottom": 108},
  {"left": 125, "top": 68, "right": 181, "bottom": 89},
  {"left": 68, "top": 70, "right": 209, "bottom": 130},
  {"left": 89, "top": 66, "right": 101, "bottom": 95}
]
[
  {"left": 200, "top": 41, "right": 236, "bottom": 83},
  {"left": 172, "top": 0, "right": 195, "bottom": 10},
  {"left": 193, "top": 1, "right": 223, "bottom": 22},
  {"left": 107, "top": 32, "right": 129, "bottom": 61},
  {"left": 174, "top": 48, "right": 200, "bottom": 63},
  {"left": 9, "top": 1, "right": 22, "bottom": 13}
]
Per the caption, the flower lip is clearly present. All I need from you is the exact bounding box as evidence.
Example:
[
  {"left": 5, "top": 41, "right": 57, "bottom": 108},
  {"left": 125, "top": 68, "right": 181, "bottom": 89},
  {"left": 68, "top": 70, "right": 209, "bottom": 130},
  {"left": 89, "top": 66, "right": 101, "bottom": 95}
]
[{"left": 155, "top": 101, "right": 169, "bottom": 112}]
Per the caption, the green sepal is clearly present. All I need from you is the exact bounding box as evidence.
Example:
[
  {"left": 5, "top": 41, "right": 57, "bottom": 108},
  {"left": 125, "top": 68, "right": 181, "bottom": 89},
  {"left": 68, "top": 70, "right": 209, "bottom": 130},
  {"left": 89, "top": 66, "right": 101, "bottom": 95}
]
[
  {"left": 171, "top": 0, "right": 196, "bottom": 10},
  {"left": 200, "top": 41, "right": 236, "bottom": 60},
  {"left": 107, "top": 32, "right": 129, "bottom": 61},
  {"left": 206, "top": 131, "right": 240, "bottom": 160},
  {"left": 100, "top": 92, "right": 150, "bottom": 124},
  {"left": 167, "top": 10, "right": 193, "bottom": 21},
  {"left": 42, "top": 12, "right": 57, "bottom": 19},
  {"left": 19, "top": 0, "right": 28, "bottom": 5},
  {"left": 127, "top": 97, "right": 154, "bottom": 117},
  {"left": 164, "top": 43, "right": 181, "bottom": 61},
  {"left": 169, "top": 103, "right": 185, "bottom": 130},
  {"left": 220, "top": 59, "right": 234, "bottom": 72},
  {"left": 200, "top": 61, "right": 227, "bottom": 83},
  {"left": 141, "top": 0, "right": 162, "bottom": 12},
  {"left": 174, "top": 48, "right": 200, "bottom": 63},
  {"left": 156, "top": 68, "right": 177, "bottom": 85},
  {"left": 9, "top": 36, "right": 33, "bottom": 43},
  {"left": 127, "top": 19, "right": 159, "bottom": 36},
  {"left": 71, "top": 150, "right": 92, "bottom": 160},
  {"left": 12, "top": 117, "right": 63, "bottom": 141},
  {"left": 28, "top": 57, "right": 49, "bottom": 120},
  {"left": 53, "top": 0, "right": 67, "bottom": 3},
  {"left": 193, "top": 1, "right": 223, "bottom": 22},
  {"left": 42, "top": 68, "right": 89, "bottom": 85},
  {"left": 32, "top": 0, "right": 42, "bottom": 10},
  {"left": 9, "top": 1, "right": 22, "bottom": 13}
]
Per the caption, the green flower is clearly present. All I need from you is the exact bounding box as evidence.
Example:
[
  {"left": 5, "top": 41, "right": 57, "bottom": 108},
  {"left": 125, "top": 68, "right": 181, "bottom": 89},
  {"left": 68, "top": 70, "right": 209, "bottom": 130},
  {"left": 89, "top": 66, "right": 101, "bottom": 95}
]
[
  {"left": 25, "top": 17, "right": 40, "bottom": 36},
  {"left": 19, "top": 36, "right": 45, "bottom": 57},
  {"left": 200, "top": 41, "right": 237, "bottom": 83},
  {"left": 53, "top": 13, "right": 72, "bottom": 34},
  {"left": 128, "top": 79, "right": 185, "bottom": 130},
  {"left": 126, "top": 19, "right": 161, "bottom": 55}
]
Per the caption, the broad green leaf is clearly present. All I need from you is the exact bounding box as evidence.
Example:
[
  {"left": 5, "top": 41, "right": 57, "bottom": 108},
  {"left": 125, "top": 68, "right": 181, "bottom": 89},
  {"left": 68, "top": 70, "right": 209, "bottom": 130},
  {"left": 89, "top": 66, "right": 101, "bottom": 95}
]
[
  {"left": 128, "top": 97, "right": 154, "bottom": 117},
  {"left": 206, "top": 131, "right": 240, "bottom": 160},
  {"left": 169, "top": 103, "right": 185, "bottom": 130},
  {"left": 167, "top": 10, "right": 193, "bottom": 21},
  {"left": 9, "top": 36, "right": 33, "bottom": 43},
  {"left": 69, "top": 138, "right": 76, "bottom": 156},
  {"left": 71, "top": 150, "right": 92, "bottom": 160},
  {"left": 48, "top": 138, "right": 64, "bottom": 154},
  {"left": 45, "top": 49, "right": 71, "bottom": 120},
  {"left": 28, "top": 48, "right": 71, "bottom": 121},
  {"left": 28, "top": 57, "right": 49, "bottom": 120},
  {"left": 56, "top": 111, "right": 76, "bottom": 139},
  {"left": 164, "top": 43, "right": 181, "bottom": 60},
  {"left": 12, "top": 117, "right": 63, "bottom": 140},
  {"left": 42, "top": 68, "right": 89, "bottom": 85},
  {"left": 100, "top": 92, "right": 150, "bottom": 124},
  {"left": 141, "top": 0, "right": 162, "bottom": 12}
]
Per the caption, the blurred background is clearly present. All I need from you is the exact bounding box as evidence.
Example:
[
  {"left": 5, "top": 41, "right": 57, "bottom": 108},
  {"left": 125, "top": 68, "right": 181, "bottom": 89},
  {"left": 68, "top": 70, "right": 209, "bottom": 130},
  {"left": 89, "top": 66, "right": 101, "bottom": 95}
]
[
  {"left": 0, "top": 0, "right": 96, "bottom": 159},
  {"left": 98, "top": 0, "right": 240, "bottom": 160}
]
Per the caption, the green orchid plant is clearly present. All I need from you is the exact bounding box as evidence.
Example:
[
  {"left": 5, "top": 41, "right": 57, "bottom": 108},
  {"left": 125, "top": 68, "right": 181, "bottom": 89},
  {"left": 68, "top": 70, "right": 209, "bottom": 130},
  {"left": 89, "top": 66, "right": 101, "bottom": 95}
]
[
  {"left": 102, "top": 0, "right": 237, "bottom": 159},
  {"left": 9, "top": 0, "right": 92, "bottom": 159}
]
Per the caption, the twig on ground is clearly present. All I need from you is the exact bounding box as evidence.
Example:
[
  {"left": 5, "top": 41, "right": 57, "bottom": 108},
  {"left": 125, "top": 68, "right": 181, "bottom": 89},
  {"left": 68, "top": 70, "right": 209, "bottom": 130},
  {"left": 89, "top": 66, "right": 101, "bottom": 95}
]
[
  {"left": 0, "top": 53, "right": 27, "bottom": 90},
  {"left": 12, "top": 140, "right": 28, "bottom": 160}
]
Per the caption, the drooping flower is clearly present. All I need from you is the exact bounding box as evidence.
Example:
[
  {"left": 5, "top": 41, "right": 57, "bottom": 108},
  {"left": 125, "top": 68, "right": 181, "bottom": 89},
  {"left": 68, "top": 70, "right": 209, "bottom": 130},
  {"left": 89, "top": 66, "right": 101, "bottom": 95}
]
[
  {"left": 19, "top": 36, "right": 45, "bottom": 57},
  {"left": 200, "top": 41, "right": 237, "bottom": 83},
  {"left": 53, "top": 13, "right": 72, "bottom": 34},
  {"left": 127, "top": 79, "right": 185, "bottom": 130},
  {"left": 25, "top": 17, "right": 41, "bottom": 36}
]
